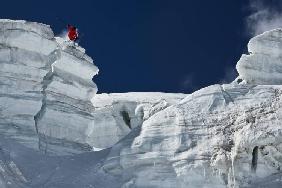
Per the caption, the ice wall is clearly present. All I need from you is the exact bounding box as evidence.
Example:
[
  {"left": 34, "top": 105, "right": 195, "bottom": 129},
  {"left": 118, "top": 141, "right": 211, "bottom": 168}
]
[
  {"left": 0, "top": 20, "right": 98, "bottom": 155},
  {"left": 0, "top": 20, "right": 185, "bottom": 155},
  {"left": 35, "top": 38, "right": 99, "bottom": 155},
  {"left": 99, "top": 30, "right": 282, "bottom": 187},
  {"left": 90, "top": 92, "right": 186, "bottom": 149},
  {"left": 237, "top": 29, "right": 282, "bottom": 84},
  {"left": 101, "top": 84, "right": 282, "bottom": 188},
  {"left": 0, "top": 20, "right": 282, "bottom": 188},
  {"left": 0, "top": 20, "right": 59, "bottom": 148}
]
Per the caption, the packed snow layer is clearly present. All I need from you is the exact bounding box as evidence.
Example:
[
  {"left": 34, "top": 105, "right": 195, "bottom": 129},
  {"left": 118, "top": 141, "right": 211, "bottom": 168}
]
[{"left": 237, "top": 29, "right": 282, "bottom": 85}]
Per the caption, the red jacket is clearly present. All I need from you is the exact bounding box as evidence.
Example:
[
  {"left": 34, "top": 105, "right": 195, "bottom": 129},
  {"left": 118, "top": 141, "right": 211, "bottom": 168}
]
[{"left": 67, "top": 25, "right": 78, "bottom": 41}]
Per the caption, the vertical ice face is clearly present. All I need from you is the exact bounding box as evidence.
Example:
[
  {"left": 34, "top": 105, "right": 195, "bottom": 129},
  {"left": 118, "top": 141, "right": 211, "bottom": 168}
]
[
  {"left": 0, "top": 20, "right": 99, "bottom": 155},
  {"left": 99, "top": 30, "right": 282, "bottom": 187},
  {"left": 36, "top": 38, "right": 99, "bottom": 155},
  {"left": 0, "top": 20, "right": 282, "bottom": 188},
  {"left": 237, "top": 29, "right": 282, "bottom": 84},
  {"left": 0, "top": 20, "right": 59, "bottom": 148},
  {"left": 0, "top": 20, "right": 185, "bottom": 155}
]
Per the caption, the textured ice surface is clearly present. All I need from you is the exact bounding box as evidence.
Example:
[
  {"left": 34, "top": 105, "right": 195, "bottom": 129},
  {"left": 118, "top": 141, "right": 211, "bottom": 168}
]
[
  {"left": 101, "top": 84, "right": 282, "bottom": 188},
  {"left": 0, "top": 19, "right": 99, "bottom": 155},
  {"left": 90, "top": 92, "right": 186, "bottom": 149},
  {"left": 36, "top": 38, "right": 99, "bottom": 155},
  {"left": 0, "top": 20, "right": 282, "bottom": 188},
  {"left": 0, "top": 20, "right": 186, "bottom": 155},
  {"left": 237, "top": 29, "right": 282, "bottom": 85}
]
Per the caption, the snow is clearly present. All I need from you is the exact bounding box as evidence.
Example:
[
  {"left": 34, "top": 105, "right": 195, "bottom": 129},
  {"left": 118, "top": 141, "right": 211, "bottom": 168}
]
[
  {"left": 0, "top": 137, "right": 115, "bottom": 188},
  {"left": 0, "top": 19, "right": 282, "bottom": 188}
]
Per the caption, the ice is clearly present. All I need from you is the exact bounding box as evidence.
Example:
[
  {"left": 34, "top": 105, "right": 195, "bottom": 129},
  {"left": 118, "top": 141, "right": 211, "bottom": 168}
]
[
  {"left": 0, "top": 19, "right": 186, "bottom": 155},
  {"left": 89, "top": 92, "right": 186, "bottom": 149},
  {"left": 0, "top": 19, "right": 282, "bottom": 188},
  {"left": 101, "top": 84, "right": 282, "bottom": 187},
  {"left": 0, "top": 19, "right": 99, "bottom": 155},
  {"left": 237, "top": 29, "right": 282, "bottom": 84},
  {"left": 0, "top": 20, "right": 57, "bottom": 56}
]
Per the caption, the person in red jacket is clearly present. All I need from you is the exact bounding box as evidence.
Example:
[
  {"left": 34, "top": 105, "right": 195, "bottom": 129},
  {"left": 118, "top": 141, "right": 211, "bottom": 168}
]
[{"left": 67, "top": 24, "right": 78, "bottom": 41}]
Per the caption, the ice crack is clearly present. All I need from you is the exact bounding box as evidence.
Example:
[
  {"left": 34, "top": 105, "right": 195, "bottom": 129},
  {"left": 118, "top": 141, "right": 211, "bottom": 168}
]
[{"left": 33, "top": 49, "right": 60, "bottom": 151}]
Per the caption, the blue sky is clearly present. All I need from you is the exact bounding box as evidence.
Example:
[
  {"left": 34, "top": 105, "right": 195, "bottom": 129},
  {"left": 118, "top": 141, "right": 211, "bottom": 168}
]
[{"left": 1, "top": 0, "right": 281, "bottom": 93}]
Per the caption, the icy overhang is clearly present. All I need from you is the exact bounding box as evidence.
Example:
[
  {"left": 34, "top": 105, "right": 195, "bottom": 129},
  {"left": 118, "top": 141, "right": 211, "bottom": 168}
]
[{"left": 236, "top": 28, "right": 282, "bottom": 85}]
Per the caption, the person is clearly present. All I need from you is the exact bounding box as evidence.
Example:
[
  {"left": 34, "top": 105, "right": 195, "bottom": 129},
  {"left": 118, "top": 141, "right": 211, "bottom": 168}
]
[{"left": 67, "top": 24, "right": 78, "bottom": 41}]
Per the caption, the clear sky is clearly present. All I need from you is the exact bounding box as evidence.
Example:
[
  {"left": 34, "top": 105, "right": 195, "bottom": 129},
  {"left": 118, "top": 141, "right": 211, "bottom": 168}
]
[{"left": 1, "top": 0, "right": 281, "bottom": 93}]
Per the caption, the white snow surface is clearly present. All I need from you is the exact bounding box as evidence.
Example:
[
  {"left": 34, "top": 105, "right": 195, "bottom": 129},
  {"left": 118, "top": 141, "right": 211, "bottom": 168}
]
[{"left": 0, "top": 20, "right": 282, "bottom": 188}]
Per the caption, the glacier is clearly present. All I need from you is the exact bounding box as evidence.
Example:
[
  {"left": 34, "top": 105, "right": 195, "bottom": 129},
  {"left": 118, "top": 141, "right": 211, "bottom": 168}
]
[{"left": 0, "top": 19, "right": 282, "bottom": 188}]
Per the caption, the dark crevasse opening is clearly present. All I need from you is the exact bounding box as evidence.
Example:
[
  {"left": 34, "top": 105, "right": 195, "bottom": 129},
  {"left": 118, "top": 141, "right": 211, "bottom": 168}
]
[
  {"left": 121, "top": 110, "right": 131, "bottom": 129},
  {"left": 251, "top": 146, "right": 259, "bottom": 172},
  {"left": 237, "top": 78, "right": 243, "bottom": 84}
]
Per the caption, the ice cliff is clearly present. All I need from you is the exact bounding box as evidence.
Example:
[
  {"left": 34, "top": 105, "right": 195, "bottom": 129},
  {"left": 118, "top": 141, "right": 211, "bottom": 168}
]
[
  {"left": 0, "top": 20, "right": 282, "bottom": 188},
  {"left": 0, "top": 19, "right": 99, "bottom": 155},
  {"left": 99, "top": 29, "right": 282, "bottom": 187},
  {"left": 0, "top": 20, "right": 186, "bottom": 155},
  {"left": 237, "top": 29, "right": 282, "bottom": 85}
]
